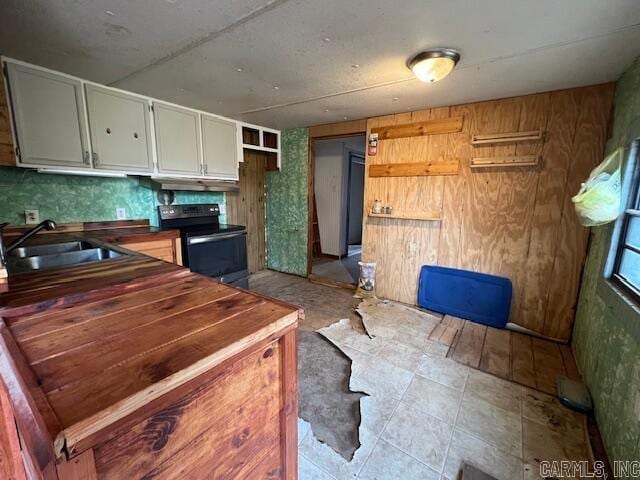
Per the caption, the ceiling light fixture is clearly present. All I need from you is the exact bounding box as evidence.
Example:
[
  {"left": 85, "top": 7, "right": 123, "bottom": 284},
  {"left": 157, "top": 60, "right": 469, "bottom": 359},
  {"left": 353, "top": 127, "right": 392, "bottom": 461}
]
[{"left": 408, "top": 48, "right": 460, "bottom": 83}]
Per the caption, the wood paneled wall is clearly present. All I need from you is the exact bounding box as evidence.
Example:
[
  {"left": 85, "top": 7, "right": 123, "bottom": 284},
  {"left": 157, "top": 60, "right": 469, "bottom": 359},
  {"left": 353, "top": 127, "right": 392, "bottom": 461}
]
[
  {"left": 0, "top": 74, "right": 15, "bottom": 167},
  {"left": 362, "top": 84, "right": 614, "bottom": 341},
  {"left": 227, "top": 150, "right": 267, "bottom": 274}
]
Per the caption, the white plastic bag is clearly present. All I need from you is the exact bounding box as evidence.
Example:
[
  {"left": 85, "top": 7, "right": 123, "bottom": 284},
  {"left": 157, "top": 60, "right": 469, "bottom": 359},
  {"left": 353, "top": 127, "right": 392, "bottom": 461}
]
[
  {"left": 354, "top": 262, "right": 377, "bottom": 298},
  {"left": 572, "top": 148, "right": 623, "bottom": 226}
]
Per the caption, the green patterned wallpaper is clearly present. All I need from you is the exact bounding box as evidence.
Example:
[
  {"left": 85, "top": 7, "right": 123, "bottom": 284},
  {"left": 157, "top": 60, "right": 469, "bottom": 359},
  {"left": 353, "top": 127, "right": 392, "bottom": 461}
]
[
  {"left": 266, "top": 128, "right": 308, "bottom": 276},
  {"left": 0, "top": 166, "right": 225, "bottom": 226},
  {"left": 573, "top": 56, "right": 640, "bottom": 469}
]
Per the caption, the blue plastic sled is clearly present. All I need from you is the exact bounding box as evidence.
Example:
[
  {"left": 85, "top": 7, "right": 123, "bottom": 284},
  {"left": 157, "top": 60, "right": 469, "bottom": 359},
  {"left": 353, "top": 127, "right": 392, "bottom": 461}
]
[{"left": 417, "top": 265, "right": 512, "bottom": 329}]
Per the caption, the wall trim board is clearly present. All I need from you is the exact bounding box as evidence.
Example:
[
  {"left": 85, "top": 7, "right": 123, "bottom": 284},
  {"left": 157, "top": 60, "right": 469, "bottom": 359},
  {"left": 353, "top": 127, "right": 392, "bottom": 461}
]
[
  {"left": 371, "top": 116, "right": 463, "bottom": 140},
  {"left": 308, "top": 119, "right": 366, "bottom": 139},
  {"left": 359, "top": 83, "right": 615, "bottom": 341},
  {"left": 369, "top": 161, "right": 460, "bottom": 177}
]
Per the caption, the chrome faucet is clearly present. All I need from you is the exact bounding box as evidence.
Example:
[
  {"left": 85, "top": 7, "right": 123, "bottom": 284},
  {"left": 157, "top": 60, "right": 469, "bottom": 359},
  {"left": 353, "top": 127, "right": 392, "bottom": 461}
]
[{"left": 0, "top": 220, "right": 57, "bottom": 267}]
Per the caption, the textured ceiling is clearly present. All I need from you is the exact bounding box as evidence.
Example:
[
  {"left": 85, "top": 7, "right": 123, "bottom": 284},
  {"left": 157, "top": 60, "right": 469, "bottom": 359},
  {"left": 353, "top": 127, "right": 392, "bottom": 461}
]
[{"left": 1, "top": 0, "right": 640, "bottom": 129}]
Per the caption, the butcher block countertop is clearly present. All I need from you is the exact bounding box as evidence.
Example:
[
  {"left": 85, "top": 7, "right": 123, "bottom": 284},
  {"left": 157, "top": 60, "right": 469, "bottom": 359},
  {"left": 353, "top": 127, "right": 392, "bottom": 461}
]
[
  {"left": 3, "top": 221, "right": 180, "bottom": 247},
  {"left": 0, "top": 232, "right": 301, "bottom": 474}
]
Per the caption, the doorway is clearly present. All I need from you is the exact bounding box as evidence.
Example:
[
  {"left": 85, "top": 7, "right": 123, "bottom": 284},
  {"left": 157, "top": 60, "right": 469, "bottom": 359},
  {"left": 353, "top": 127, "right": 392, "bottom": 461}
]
[{"left": 309, "top": 135, "right": 366, "bottom": 286}]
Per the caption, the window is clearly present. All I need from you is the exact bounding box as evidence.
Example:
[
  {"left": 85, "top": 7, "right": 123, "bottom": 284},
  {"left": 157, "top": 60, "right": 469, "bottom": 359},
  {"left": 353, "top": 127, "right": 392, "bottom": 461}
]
[{"left": 610, "top": 143, "right": 640, "bottom": 302}]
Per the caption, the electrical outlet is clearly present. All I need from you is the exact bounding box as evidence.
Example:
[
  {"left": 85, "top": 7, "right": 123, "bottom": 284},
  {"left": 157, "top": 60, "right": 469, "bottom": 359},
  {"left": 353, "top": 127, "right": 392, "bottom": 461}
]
[
  {"left": 116, "top": 207, "right": 127, "bottom": 220},
  {"left": 25, "top": 209, "right": 40, "bottom": 225}
]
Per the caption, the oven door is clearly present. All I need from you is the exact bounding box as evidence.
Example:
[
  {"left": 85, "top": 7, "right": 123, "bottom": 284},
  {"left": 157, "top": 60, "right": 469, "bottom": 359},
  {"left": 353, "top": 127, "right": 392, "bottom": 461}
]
[{"left": 185, "top": 231, "right": 248, "bottom": 278}]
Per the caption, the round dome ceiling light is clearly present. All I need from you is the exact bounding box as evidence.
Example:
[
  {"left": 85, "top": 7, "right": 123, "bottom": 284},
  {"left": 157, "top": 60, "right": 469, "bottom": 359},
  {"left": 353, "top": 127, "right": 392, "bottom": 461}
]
[{"left": 408, "top": 49, "right": 460, "bottom": 83}]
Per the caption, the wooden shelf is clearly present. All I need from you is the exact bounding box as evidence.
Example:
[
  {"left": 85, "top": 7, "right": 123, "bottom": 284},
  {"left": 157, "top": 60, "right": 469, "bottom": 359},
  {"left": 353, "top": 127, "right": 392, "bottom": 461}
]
[
  {"left": 471, "top": 129, "right": 544, "bottom": 146},
  {"left": 470, "top": 155, "right": 541, "bottom": 169},
  {"left": 368, "top": 212, "right": 441, "bottom": 222}
]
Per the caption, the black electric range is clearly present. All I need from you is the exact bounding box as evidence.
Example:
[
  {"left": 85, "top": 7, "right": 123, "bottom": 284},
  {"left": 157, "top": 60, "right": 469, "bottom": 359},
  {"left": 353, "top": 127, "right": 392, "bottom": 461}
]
[{"left": 158, "top": 204, "right": 249, "bottom": 288}]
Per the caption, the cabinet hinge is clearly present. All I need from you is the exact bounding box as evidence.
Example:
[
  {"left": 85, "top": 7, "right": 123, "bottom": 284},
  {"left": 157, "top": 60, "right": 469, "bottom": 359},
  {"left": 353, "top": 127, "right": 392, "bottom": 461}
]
[
  {"left": 92, "top": 152, "right": 99, "bottom": 165},
  {"left": 14, "top": 147, "right": 21, "bottom": 160}
]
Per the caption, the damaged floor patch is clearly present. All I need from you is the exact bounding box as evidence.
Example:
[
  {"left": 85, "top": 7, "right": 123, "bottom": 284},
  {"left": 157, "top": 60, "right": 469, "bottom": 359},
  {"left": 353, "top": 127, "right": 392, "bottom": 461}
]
[
  {"left": 298, "top": 331, "right": 366, "bottom": 461},
  {"left": 299, "top": 299, "right": 591, "bottom": 480}
]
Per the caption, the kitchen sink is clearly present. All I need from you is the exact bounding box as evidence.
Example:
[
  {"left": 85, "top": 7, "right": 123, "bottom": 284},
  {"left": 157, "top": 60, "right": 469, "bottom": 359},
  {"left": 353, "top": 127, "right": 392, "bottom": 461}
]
[
  {"left": 7, "top": 241, "right": 126, "bottom": 274},
  {"left": 10, "top": 240, "right": 97, "bottom": 258}
]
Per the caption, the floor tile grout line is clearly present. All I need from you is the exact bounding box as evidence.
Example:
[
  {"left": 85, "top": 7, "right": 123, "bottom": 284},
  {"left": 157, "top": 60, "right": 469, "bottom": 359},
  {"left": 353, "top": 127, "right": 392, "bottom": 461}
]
[
  {"left": 440, "top": 364, "right": 470, "bottom": 477},
  {"left": 376, "top": 434, "right": 449, "bottom": 478},
  {"left": 378, "top": 357, "right": 471, "bottom": 476},
  {"left": 354, "top": 370, "right": 413, "bottom": 477},
  {"left": 300, "top": 452, "right": 338, "bottom": 480}
]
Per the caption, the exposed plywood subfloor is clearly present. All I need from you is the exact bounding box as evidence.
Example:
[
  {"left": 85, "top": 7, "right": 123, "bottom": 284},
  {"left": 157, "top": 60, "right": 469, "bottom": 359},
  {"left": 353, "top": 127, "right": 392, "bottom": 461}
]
[
  {"left": 249, "top": 269, "right": 361, "bottom": 332},
  {"left": 430, "top": 315, "right": 581, "bottom": 395}
]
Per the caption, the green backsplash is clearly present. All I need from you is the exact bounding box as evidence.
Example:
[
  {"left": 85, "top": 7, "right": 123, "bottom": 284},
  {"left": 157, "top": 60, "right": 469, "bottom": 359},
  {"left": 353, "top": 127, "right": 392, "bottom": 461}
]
[
  {"left": 0, "top": 166, "right": 225, "bottom": 226},
  {"left": 266, "top": 128, "right": 309, "bottom": 276},
  {"left": 573, "top": 56, "right": 640, "bottom": 469}
]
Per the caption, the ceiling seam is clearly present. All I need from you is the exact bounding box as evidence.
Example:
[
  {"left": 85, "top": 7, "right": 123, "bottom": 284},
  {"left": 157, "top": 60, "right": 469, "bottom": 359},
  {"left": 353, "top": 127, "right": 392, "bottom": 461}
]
[
  {"left": 108, "top": 0, "right": 292, "bottom": 86},
  {"left": 237, "top": 21, "right": 640, "bottom": 115}
]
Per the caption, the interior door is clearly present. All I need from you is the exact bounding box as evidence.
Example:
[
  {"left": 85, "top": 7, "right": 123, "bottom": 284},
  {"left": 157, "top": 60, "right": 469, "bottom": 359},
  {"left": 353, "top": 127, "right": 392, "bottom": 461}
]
[
  {"left": 154, "top": 102, "right": 201, "bottom": 175},
  {"left": 201, "top": 114, "right": 238, "bottom": 180},
  {"left": 6, "top": 62, "right": 90, "bottom": 168},
  {"left": 85, "top": 85, "right": 152, "bottom": 172}
]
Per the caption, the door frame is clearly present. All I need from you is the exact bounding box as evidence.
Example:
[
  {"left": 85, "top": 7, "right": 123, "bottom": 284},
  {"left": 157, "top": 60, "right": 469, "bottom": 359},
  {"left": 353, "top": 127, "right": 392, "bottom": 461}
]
[
  {"left": 343, "top": 151, "right": 365, "bottom": 255},
  {"left": 306, "top": 120, "right": 367, "bottom": 276}
]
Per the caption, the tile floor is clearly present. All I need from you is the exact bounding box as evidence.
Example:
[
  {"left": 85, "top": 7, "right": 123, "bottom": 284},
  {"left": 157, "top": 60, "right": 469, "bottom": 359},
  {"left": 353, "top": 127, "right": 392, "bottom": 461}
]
[{"left": 298, "top": 299, "right": 590, "bottom": 480}]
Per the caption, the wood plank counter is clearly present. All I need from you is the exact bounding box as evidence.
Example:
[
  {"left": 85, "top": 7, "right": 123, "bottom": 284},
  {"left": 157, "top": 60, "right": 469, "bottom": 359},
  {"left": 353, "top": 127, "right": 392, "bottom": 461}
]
[{"left": 0, "top": 241, "right": 301, "bottom": 479}]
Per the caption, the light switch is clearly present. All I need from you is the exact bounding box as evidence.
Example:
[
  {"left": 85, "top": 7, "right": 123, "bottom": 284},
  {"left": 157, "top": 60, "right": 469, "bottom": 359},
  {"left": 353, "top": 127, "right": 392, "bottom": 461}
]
[{"left": 116, "top": 207, "right": 127, "bottom": 220}]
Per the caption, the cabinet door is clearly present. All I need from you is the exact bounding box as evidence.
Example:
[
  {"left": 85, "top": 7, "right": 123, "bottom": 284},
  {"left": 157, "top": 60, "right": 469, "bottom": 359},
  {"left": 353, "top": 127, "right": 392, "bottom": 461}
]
[
  {"left": 201, "top": 115, "right": 238, "bottom": 180},
  {"left": 6, "top": 63, "right": 89, "bottom": 168},
  {"left": 154, "top": 103, "right": 201, "bottom": 175},
  {"left": 85, "top": 85, "right": 152, "bottom": 172}
]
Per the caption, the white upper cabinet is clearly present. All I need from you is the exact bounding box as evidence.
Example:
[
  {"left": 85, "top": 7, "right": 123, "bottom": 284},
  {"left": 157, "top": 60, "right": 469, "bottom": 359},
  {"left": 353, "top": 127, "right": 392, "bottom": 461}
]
[
  {"left": 201, "top": 114, "right": 238, "bottom": 180},
  {"left": 85, "top": 85, "right": 152, "bottom": 172},
  {"left": 4, "top": 58, "right": 276, "bottom": 178},
  {"left": 6, "top": 62, "right": 90, "bottom": 168},
  {"left": 154, "top": 102, "right": 201, "bottom": 175}
]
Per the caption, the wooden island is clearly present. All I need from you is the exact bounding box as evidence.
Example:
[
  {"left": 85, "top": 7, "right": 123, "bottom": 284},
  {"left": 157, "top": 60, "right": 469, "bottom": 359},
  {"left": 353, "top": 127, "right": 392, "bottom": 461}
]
[{"left": 0, "top": 236, "right": 300, "bottom": 479}]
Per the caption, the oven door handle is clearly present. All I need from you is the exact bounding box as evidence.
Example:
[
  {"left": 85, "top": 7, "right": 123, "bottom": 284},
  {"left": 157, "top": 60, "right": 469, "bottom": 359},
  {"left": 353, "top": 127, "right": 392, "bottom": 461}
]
[{"left": 187, "top": 231, "right": 246, "bottom": 245}]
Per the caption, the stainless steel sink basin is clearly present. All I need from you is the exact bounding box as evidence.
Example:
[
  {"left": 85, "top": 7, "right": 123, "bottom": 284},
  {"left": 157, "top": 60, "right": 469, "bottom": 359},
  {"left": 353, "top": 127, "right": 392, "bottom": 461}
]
[
  {"left": 10, "top": 240, "right": 96, "bottom": 258},
  {"left": 7, "top": 241, "right": 126, "bottom": 274}
]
